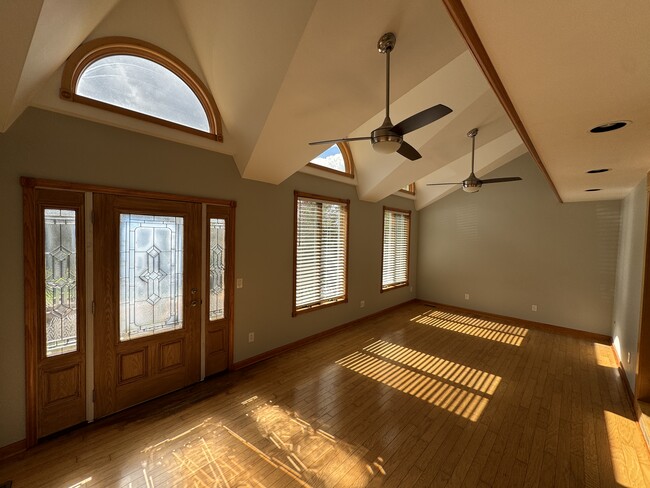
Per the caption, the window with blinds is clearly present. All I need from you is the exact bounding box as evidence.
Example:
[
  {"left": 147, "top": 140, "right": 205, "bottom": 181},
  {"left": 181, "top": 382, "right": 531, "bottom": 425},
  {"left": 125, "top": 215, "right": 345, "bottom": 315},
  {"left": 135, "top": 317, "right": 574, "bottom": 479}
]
[
  {"left": 293, "top": 192, "right": 349, "bottom": 315},
  {"left": 382, "top": 207, "right": 411, "bottom": 291}
]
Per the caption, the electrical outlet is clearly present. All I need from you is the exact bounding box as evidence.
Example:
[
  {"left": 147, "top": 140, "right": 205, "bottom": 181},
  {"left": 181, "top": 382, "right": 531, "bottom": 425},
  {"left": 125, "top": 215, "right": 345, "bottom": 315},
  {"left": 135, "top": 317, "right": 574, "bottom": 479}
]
[
  {"left": 464, "top": 293, "right": 469, "bottom": 300},
  {"left": 360, "top": 300, "right": 365, "bottom": 308},
  {"left": 628, "top": 352, "right": 631, "bottom": 364},
  {"left": 248, "top": 332, "right": 254, "bottom": 343},
  {"left": 410, "top": 286, "right": 413, "bottom": 292},
  {"left": 237, "top": 278, "right": 243, "bottom": 289},
  {"left": 532, "top": 305, "right": 537, "bottom": 312}
]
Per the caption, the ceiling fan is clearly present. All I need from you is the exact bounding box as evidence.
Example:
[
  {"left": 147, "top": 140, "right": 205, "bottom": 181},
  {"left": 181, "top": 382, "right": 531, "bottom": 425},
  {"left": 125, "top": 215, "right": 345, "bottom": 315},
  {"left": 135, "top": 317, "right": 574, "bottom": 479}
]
[
  {"left": 309, "top": 32, "right": 452, "bottom": 161},
  {"left": 427, "top": 128, "right": 522, "bottom": 192}
]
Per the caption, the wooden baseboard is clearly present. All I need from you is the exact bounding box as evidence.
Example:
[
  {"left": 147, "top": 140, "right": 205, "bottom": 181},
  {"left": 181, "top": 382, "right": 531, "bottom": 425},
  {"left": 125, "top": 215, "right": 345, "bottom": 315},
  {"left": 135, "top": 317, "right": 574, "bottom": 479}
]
[
  {"left": 0, "top": 438, "right": 26, "bottom": 461},
  {"left": 231, "top": 299, "right": 416, "bottom": 371},
  {"left": 418, "top": 300, "right": 612, "bottom": 344}
]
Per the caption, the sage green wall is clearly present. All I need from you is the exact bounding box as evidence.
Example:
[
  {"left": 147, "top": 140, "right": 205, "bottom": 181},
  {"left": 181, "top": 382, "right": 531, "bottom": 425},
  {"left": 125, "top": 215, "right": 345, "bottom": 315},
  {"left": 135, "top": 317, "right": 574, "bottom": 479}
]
[
  {"left": 417, "top": 154, "right": 621, "bottom": 335},
  {"left": 0, "top": 108, "right": 417, "bottom": 448},
  {"left": 612, "top": 177, "right": 647, "bottom": 391}
]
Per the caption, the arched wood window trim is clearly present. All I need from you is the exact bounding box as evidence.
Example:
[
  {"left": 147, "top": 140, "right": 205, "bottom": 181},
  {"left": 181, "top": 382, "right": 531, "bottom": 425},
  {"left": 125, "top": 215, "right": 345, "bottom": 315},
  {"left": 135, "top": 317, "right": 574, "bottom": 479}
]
[
  {"left": 307, "top": 142, "right": 355, "bottom": 178},
  {"left": 61, "top": 36, "right": 223, "bottom": 142},
  {"left": 399, "top": 183, "right": 416, "bottom": 195}
]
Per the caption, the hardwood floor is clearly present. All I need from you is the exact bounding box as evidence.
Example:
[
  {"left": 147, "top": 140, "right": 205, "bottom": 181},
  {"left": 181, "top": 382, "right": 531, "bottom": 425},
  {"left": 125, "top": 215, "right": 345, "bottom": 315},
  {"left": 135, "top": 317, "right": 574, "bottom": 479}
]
[{"left": 1, "top": 302, "right": 649, "bottom": 487}]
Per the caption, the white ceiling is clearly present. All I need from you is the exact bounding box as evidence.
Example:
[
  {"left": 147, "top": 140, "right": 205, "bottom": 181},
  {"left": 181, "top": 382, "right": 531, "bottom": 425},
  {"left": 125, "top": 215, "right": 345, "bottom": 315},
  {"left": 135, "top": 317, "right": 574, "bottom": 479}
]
[{"left": 2, "top": 0, "right": 647, "bottom": 207}]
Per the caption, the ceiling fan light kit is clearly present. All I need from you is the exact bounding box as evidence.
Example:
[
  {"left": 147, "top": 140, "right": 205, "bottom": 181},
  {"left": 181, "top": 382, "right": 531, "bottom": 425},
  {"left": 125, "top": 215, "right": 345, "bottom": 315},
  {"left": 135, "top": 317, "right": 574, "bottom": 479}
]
[
  {"left": 427, "top": 127, "right": 522, "bottom": 193},
  {"left": 309, "top": 32, "right": 452, "bottom": 161}
]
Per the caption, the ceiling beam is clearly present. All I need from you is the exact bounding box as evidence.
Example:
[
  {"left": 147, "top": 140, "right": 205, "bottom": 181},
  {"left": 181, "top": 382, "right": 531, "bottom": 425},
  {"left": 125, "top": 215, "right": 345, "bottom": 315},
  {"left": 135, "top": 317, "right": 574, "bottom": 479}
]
[{"left": 442, "top": 0, "right": 562, "bottom": 203}]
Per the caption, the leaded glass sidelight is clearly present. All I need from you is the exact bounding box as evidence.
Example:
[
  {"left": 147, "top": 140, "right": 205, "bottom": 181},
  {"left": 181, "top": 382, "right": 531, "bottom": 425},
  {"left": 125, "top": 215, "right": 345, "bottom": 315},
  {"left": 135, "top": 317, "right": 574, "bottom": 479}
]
[
  {"left": 120, "top": 214, "right": 184, "bottom": 341},
  {"left": 209, "top": 218, "right": 226, "bottom": 321},
  {"left": 44, "top": 209, "right": 78, "bottom": 357}
]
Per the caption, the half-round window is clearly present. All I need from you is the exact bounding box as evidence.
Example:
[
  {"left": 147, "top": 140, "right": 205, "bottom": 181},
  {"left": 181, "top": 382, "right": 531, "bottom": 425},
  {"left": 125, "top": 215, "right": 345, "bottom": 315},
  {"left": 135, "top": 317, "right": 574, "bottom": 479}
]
[
  {"left": 308, "top": 143, "right": 354, "bottom": 177},
  {"left": 61, "top": 37, "right": 222, "bottom": 141}
]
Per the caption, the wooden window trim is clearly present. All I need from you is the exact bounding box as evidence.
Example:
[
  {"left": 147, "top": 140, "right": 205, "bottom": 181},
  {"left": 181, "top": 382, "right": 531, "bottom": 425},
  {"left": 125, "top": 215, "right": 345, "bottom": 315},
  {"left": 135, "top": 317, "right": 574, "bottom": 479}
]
[
  {"left": 293, "top": 191, "right": 350, "bottom": 316},
  {"left": 380, "top": 206, "right": 411, "bottom": 293},
  {"left": 60, "top": 36, "right": 223, "bottom": 142},
  {"left": 307, "top": 143, "right": 355, "bottom": 178},
  {"left": 20, "top": 177, "right": 236, "bottom": 208},
  {"left": 399, "top": 183, "right": 416, "bottom": 195}
]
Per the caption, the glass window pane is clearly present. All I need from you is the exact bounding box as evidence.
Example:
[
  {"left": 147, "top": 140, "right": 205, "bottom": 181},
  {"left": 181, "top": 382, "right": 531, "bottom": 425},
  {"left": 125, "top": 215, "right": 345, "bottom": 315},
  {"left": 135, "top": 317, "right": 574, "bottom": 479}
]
[
  {"left": 382, "top": 210, "right": 410, "bottom": 289},
  {"left": 44, "top": 209, "right": 78, "bottom": 357},
  {"left": 310, "top": 145, "right": 346, "bottom": 172},
  {"left": 120, "top": 214, "right": 184, "bottom": 341},
  {"left": 77, "top": 55, "right": 210, "bottom": 132},
  {"left": 209, "top": 218, "right": 226, "bottom": 321},
  {"left": 295, "top": 197, "right": 347, "bottom": 310}
]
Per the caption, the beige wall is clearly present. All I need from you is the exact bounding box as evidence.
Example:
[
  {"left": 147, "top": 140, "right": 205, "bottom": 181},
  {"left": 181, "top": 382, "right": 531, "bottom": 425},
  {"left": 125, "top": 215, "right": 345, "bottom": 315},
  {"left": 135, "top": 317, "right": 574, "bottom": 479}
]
[
  {"left": 0, "top": 108, "right": 417, "bottom": 448},
  {"left": 612, "top": 176, "right": 648, "bottom": 391},
  {"left": 416, "top": 154, "right": 621, "bottom": 335}
]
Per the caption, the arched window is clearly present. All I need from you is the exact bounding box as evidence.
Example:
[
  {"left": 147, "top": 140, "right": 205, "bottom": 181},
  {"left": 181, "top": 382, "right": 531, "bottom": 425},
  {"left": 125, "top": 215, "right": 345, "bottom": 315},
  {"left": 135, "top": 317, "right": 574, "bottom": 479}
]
[
  {"left": 308, "top": 143, "right": 354, "bottom": 177},
  {"left": 61, "top": 37, "right": 223, "bottom": 141}
]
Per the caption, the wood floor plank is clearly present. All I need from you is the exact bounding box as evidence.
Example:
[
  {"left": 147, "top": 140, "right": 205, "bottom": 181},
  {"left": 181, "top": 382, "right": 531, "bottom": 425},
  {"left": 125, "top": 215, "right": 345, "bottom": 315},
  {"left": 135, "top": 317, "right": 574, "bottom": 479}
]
[{"left": 0, "top": 303, "right": 648, "bottom": 487}]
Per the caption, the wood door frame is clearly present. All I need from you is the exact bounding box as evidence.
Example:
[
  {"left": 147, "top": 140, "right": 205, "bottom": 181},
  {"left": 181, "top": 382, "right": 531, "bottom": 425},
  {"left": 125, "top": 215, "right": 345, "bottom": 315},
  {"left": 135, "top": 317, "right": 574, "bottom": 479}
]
[
  {"left": 636, "top": 175, "right": 650, "bottom": 401},
  {"left": 23, "top": 177, "right": 236, "bottom": 446}
]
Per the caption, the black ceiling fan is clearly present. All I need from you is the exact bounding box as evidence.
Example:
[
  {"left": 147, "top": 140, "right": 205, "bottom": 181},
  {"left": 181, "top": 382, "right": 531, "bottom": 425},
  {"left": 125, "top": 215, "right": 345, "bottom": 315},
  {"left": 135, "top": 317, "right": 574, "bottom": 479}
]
[
  {"left": 309, "top": 32, "right": 452, "bottom": 161},
  {"left": 427, "top": 128, "right": 522, "bottom": 193}
]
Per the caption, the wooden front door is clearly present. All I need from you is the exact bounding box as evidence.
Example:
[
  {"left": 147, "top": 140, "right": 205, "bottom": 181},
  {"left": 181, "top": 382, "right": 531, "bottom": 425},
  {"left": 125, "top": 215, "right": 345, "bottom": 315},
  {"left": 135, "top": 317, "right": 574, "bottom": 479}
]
[{"left": 93, "top": 194, "right": 202, "bottom": 418}]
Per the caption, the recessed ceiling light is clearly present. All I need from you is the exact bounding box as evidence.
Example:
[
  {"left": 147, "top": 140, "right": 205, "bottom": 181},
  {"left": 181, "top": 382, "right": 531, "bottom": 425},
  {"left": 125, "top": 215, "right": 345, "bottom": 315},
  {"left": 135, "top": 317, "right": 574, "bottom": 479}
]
[
  {"left": 585, "top": 188, "right": 602, "bottom": 192},
  {"left": 586, "top": 168, "right": 610, "bottom": 174},
  {"left": 590, "top": 121, "right": 628, "bottom": 133}
]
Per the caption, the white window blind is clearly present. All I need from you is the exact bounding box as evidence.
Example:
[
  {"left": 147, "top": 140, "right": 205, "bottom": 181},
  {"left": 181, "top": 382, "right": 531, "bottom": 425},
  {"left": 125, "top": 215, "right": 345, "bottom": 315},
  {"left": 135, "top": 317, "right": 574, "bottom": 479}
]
[
  {"left": 294, "top": 193, "right": 349, "bottom": 313},
  {"left": 382, "top": 208, "right": 410, "bottom": 290}
]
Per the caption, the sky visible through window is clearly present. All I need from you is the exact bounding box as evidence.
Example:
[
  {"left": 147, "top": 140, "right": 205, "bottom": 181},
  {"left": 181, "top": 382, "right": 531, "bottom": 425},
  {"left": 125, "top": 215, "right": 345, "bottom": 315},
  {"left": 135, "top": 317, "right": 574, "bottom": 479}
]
[
  {"left": 310, "top": 144, "right": 346, "bottom": 172},
  {"left": 77, "top": 55, "right": 209, "bottom": 132}
]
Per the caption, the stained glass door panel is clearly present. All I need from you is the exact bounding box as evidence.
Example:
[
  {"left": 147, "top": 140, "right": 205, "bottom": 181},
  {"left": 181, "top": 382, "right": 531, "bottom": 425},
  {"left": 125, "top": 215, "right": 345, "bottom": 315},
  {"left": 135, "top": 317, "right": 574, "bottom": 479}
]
[
  {"left": 93, "top": 194, "right": 201, "bottom": 418},
  {"left": 205, "top": 207, "right": 232, "bottom": 376}
]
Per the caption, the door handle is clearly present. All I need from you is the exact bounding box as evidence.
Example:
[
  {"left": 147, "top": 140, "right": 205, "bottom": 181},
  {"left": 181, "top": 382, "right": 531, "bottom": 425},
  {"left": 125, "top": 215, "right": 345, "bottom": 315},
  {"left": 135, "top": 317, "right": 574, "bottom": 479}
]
[{"left": 191, "top": 300, "right": 200, "bottom": 307}]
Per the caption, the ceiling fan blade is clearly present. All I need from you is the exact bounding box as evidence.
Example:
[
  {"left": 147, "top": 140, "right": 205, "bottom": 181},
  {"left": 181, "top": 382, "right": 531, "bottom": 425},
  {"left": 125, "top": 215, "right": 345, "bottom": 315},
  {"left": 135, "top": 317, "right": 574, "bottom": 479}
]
[
  {"left": 480, "top": 177, "right": 523, "bottom": 184},
  {"left": 426, "top": 182, "right": 462, "bottom": 186},
  {"left": 393, "top": 104, "right": 453, "bottom": 135},
  {"left": 309, "top": 136, "right": 372, "bottom": 146},
  {"left": 397, "top": 141, "right": 422, "bottom": 160}
]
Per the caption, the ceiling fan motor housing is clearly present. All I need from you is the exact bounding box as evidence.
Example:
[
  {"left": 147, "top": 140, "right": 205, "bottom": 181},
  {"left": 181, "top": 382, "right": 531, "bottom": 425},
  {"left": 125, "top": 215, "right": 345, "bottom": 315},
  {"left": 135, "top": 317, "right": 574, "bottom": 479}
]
[
  {"left": 371, "top": 125, "right": 402, "bottom": 154},
  {"left": 462, "top": 174, "right": 482, "bottom": 193}
]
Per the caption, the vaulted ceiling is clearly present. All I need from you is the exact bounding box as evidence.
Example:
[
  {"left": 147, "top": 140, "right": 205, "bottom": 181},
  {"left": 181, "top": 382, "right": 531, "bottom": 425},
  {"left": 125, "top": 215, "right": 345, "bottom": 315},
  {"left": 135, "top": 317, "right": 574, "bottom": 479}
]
[{"left": 1, "top": 0, "right": 647, "bottom": 208}]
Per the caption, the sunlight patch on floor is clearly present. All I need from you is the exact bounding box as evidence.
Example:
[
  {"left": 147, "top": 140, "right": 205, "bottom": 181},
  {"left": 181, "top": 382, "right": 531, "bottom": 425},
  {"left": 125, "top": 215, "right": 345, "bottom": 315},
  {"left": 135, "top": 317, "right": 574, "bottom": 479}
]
[
  {"left": 250, "top": 403, "right": 383, "bottom": 486},
  {"left": 336, "top": 340, "right": 499, "bottom": 421},
  {"left": 595, "top": 345, "right": 617, "bottom": 368},
  {"left": 67, "top": 477, "right": 92, "bottom": 487},
  {"left": 411, "top": 309, "right": 527, "bottom": 345},
  {"left": 604, "top": 409, "right": 641, "bottom": 487},
  {"left": 136, "top": 399, "right": 383, "bottom": 487},
  {"left": 363, "top": 339, "right": 501, "bottom": 395}
]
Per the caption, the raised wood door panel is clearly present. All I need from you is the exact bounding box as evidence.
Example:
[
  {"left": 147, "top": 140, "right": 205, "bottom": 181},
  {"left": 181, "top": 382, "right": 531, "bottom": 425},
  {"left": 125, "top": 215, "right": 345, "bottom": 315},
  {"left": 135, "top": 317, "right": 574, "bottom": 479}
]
[
  {"left": 24, "top": 188, "right": 87, "bottom": 441},
  {"left": 205, "top": 205, "right": 234, "bottom": 376},
  {"left": 93, "top": 194, "right": 201, "bottom": 418}
]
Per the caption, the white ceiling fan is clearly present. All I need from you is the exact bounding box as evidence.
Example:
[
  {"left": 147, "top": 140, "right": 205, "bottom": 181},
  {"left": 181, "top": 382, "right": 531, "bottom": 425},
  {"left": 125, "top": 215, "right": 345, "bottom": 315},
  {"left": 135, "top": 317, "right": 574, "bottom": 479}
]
[{"left": 309, "top": 32, "right": 453, "bottom": 161}]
